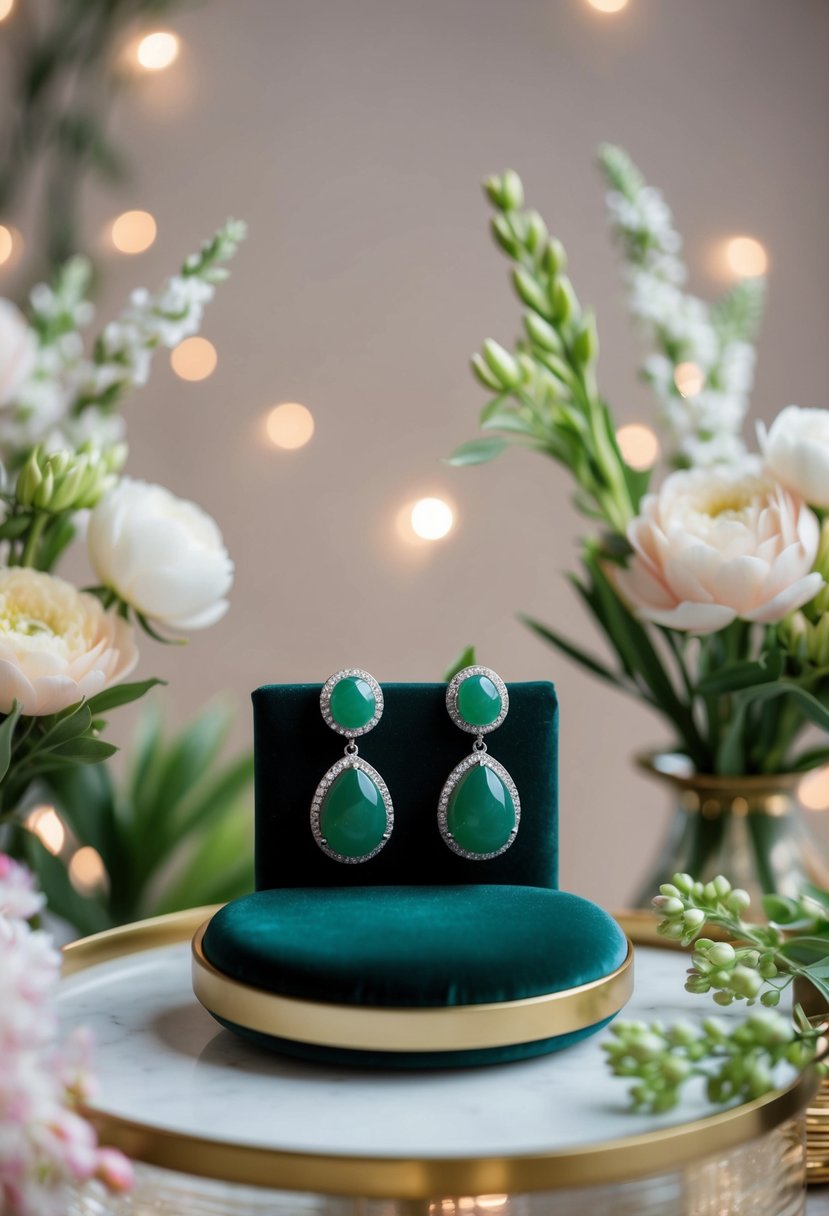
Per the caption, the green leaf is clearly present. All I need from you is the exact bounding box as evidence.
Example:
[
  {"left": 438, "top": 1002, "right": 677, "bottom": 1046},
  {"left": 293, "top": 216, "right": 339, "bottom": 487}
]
[
  {"left": 445, "top": 437, "right": 508, "bottom": 466},
  {"left": 37, "top": 704, "right": 92, "bottom": 750},
  {"left": 697, "top": 650, "right": 784, "bottom": 696},
  {"left": 443, "top": 646, "right": 476, "bottom": 682},
  {"left": 0, "top": 514, "right": 32, "bottom": 540},
  {"left": 519, "top": 614, "right": 626, "bottom": 690},
  {"left": 49, "top": 736, "right": 118, "bottom": 763},
  {"left": 0, "top": 701, "right": 22, "bottom": 782},
  {"left": 171, "top": 752, "right": 255, "bottom": 839},
  {"left": 85, "top": 678, "right": 166, "bottom": 715},
  {"left": 779, "top": 937, "right": 829, "bottom": 965},
  {"left": 719, "top": 682, "right": 829, "bottom": 774},
  {"left": 789, "top": 747, "right": 829, "bottom": 773}
]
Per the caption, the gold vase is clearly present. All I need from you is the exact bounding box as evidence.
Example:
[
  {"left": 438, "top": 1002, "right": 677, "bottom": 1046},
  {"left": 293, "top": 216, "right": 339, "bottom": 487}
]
[{"left": 632, "top": 751, "right": 829, "bottom": 910}]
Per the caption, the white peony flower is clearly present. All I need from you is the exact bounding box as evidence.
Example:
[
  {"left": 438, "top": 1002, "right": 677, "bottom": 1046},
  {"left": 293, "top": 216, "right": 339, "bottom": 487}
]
[
  {"left": 760, "top": 405, "right": 829, "bottom": 509},
  {"left": 0, "top": 568, "right": 138, "bottom": 715},
  {"left": 88, "top": 479, "right": 234, "bottom": 631},
  {"left": 0, "top": 299, "right": 37, "bottom": 406},
  {"left": 615, "top": 463, "right": 824, "bottom": 634}
]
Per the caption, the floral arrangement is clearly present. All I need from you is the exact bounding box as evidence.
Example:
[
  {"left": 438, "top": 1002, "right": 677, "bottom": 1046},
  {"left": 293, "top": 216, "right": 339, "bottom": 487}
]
[
  {"left": 0, "top": 218, "right": 243, "bottom": 822},
  {"left": 449, "top": 150, "right": 829, "bottom": 881},
  {"left": 0, "top": 853, "right": 132, "bottom": 1213},
  {"left": 604, "top": 873, "right": 829, "bottom": 1112}
]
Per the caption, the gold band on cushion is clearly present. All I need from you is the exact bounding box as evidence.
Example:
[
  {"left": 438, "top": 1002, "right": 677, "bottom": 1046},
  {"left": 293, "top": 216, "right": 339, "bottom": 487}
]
[{"left": 191, "top": 920, "right": 634, "bottom": 1051}]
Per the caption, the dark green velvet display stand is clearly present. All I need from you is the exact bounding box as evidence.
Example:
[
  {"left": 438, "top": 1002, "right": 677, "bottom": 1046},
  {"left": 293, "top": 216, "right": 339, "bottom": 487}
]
[{"left": 198, "top": 681, "right": 629, "bottom": 1067}]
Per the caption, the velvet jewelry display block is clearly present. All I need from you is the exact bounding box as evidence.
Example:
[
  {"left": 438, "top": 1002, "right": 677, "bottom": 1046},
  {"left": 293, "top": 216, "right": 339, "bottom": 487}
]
[{"left": 252, "top": 681, "right": 559, "bottom": 891}]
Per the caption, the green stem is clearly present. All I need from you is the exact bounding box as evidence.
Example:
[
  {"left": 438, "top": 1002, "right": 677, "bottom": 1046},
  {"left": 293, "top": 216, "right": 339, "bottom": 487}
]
[{"left": 20, "top": 513, "right": 48, "bottom": 568}]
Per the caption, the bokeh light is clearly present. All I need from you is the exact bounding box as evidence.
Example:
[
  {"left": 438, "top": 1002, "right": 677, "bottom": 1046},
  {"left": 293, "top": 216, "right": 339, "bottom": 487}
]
[
  {"left": 616, "top": 423, "right": 660, "bottom": 471},
  {"left": 0, "top": 224, "right": 21, "bottom": 268},
  {"left": 135, "top": 31, "right": 180, "bottom": 72},
  {"left": 476, "top": 1200, "right": 509, "bottom": 1212},
  {"left": 410, "top": 497, "right": 454, "bottom": 541},
  {"left": 171, "top": 337, "right": 217, "bottom": 381},
  {"left": 110, "top": 209, "right": 157, "bottom": 254},
  {"left": 69, "top": 846, "right": 107, "bottom": 894},
  {"left": 266, "top": 402, "right": 315, "bottom": 449},
  {"left": 674, "top": 361, "right": 705, "bottom": 399},
  {"left": 724, "top": 235, "right": 768, "bottom": 279},
  {"left": 0, "top": 0, "right": 14, "bottom": 22},
  {"left": 800, "top": 768, "right": 829, "bottom": 812},
  {"left": 26, "top": 806, "right": 66, "bottom": 856},
  {"left": 585, "top": 0, "right": 629, "bottom": 11}
]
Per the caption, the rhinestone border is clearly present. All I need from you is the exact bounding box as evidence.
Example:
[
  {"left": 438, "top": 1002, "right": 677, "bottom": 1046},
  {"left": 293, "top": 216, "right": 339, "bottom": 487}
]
[
  {"left": 437, "top": 752, "right": 521, "bottom": 861},
  {"left": 320, "top": 668, "right": 384, "bottom": 739},
  {"left": 310, "top": 755, "right": 394, "bottom": 864},
  {"left": 446, "top": 665, "right": 509, "bottom": 736}
]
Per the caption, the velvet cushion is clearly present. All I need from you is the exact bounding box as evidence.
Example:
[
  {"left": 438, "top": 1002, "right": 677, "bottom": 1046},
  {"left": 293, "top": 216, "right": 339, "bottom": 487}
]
[
  {"left": 203, "top": 886, "right": 627, "bottom": 1007},
  {"left": 253, "top": 682, "right": 558, "bottom": 891}
]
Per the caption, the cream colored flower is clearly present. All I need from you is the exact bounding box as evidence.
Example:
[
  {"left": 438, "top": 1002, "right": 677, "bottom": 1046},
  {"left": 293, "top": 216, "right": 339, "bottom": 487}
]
[
  {"left": 0, "top": 299, "right": 36, "bottom": 406},
  {"left": 616, "top": 464, "right": 824, "bottom": 634},
  {"left": 0, "top": 569, "right": 138, "bottom": 715},
  {"left": 759, "top": 405, "right": 829, "bottom": 508},
  {"left": 87, "top": 479, "right": 233, "bottom": 631}
]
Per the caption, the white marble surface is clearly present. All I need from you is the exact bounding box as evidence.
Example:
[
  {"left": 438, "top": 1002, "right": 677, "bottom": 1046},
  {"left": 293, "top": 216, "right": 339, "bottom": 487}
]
[{"left": 56, "top": 940, "right": 800, "bottom": 1161}]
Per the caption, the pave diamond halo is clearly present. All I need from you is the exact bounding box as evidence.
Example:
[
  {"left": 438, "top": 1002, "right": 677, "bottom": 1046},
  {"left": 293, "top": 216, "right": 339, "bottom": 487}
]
[
  {"left": 439, "top": 665, "right": 520, "bottom": 861},
  {"left": 311, "top": 669, "right": 393, "bottom": 864}
]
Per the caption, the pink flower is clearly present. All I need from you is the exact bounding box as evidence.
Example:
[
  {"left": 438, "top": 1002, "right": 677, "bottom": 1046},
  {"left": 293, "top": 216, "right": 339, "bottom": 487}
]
[
  {"left": 615, "top": 464, "right": 824, "bottom": 634},
  {"left": 0, "top": 854, "right": 133, "bottom": 1213}
]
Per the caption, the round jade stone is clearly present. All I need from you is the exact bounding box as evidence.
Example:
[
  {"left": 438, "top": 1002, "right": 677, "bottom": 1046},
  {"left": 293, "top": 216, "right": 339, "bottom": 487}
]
[
  {"left": 457, "top": 674, "right": 502, "bottom": 728},
  {"left": 446, "top": 764, "right": 515, "bottom": 855},
  {"left": 320, "top": 768, "right": 387, "bottom": 859},
  {"left": 329, "top": 676, "right": 376, "bottom": 731}
]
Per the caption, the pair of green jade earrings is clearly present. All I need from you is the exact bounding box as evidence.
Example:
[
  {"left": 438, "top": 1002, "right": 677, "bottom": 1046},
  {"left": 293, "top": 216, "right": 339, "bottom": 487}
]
[{"left": 310, "top": 666, "right": 520, "bottom": 864}]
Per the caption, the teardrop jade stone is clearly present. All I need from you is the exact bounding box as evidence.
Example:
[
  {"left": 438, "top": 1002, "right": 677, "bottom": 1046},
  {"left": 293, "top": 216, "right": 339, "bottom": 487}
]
[
  {"left": 320, "top": 767, "right": 387, "bottom": 858},
  {"left": 446, "top": 763, "right": 515, "bottom": 855},
  {"left": 457, "top": 674, "right": 502, "bottom": 728},
  {"left": 329, "top": 676, "right": 376, "bottom": 730}
]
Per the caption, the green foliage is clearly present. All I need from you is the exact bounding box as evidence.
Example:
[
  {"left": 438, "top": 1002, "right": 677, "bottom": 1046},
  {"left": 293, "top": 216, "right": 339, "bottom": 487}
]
[
  {"left": 443, "top": 646, "right": 477, "bottom": 682},
  {"left": 606, "top": 873, "right": 829, "bottom": 1113},
  {"left": 0, "top": 681, "right": 164, "bottom": 819},
  {"left": 448, "top": 169, "right": 647, "bottom": 536},
  {"left": 21, "top": 701, "right": 254, "bottom": 933}
]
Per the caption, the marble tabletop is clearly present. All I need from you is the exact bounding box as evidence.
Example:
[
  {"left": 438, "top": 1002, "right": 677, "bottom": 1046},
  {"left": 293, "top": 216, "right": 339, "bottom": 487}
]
[{"left": 56, "top": 931, "right": 801, "bottom": 1163}]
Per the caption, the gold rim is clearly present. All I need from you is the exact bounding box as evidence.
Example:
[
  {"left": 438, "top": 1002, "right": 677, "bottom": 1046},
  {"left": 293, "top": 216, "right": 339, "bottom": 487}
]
[
  {"left": 61, "top": 908, "right": 818, "bottom": 1197},
  {"left": 191, "top": 921, "right": 633, "bottom": 1051}
]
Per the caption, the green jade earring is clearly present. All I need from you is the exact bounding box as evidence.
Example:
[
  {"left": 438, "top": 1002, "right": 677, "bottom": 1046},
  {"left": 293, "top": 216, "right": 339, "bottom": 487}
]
[
  {"left": 439, "top": 665, "right": 520, "bottom": 859},
  {"left": 310, "top": 668, "right": 393, "bottom": 863}
]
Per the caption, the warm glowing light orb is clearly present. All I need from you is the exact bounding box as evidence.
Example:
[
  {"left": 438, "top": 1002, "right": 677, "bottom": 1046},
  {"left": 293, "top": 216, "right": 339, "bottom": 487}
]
[
  {"left": 674, "top": 361, "right": 705, "bottom": 399},
  {"left": 266, "top": 402, "right": 315, "bottom": 450},
  {"left": 136, "top": 30, "right": 180, "bottom": 71},
  {"left": 110, "top": 209, "right": 157, "bottom": 254},
  {"left": 0, "top": 0, "right": 14, "bottom": 22},
  {"left": 69, "top": 846, "right": 107, "bottom": 894},
  {"left": 171, "top": 337, "right": 217, "bottom": 381},
  {"left": 26, "top": 806, "right": 65, "bottom": 856},
  {"left": 800, "top": 768, "right": 829, "bottom": 811},
  {"left": 585, "top": 0, "right": 629, "bottom": 11},
  {"left": 410, "top": 497, "right": 454, "bottom": 541},
  {"left": 724, "top": 235, "right": 768, "bottom": 279},
  {"left": 0, "top": 224, "right": 15, "bottom": 267},
  {"left": 476, "top": 1200, "right": 509, "bottom": 1212},
  {"left": 616, "top": 423, "right": 660, "bottom": 471}
]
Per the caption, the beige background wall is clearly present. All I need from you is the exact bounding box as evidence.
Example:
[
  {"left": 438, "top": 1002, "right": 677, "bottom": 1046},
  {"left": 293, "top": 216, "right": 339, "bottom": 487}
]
[{"left": 11, "top": 0, "right": 829, "bottom": 906}]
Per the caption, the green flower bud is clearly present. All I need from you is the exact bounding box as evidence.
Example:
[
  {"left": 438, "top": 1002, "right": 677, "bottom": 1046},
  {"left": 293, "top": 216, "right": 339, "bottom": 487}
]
[
  {"left": 16, "top": 447, "right": 44, "bottom": 508},
  {"left": 712, "top": 991, "right": 734, "bottom": 1006},
  {"left": 683, "top": 908, "right": 705, "bottom": 929},
  {"left": 483, "top": 169, "right": 524, "bottom": 212},
  {"left": 523, "top": 210, "right": 548, "bottom": 255},
  {"left": 523, "top": 310, "right": 562, "bottom": 353},
  {"left": 542, "top": 237, "right": 567, "bottom": 276},
  {"left": 730, "top": 965, "right": 763, "bottom": 999},
  {"left": 760, "top": 989, "right": 781, "bottom": 1007},
  {"left": 659, "top": 883, "right": 682, "bottom": 899},
  {"left": 490, "top": 214, "right": 520, "bottom": 258},
  {"left": 572, "top": 313, "right": 599, "bottom": 368},
  {"left": 672, "top": 873, "right": 696, "bottom": 894},
  {"left": 758, "top": 954, "right": 778, "bottom": 979},
  {"left": 726, "top": 888, "right": 751, "bottom": 913},
  {"left": 470, "top": 353, "right": 504, "bottom": 391},
  {"left": 33, "top": 467, "right": 54, "bottom": 509},
  {"left": 713, "top": 876, "right": 732, "bottom": 898},
  {"left": 513, "top": 269, "right": 552, "bottom": 317},
  {"left": 807, "top": 614, "right": 829, "bottom": 666},
  {"left": 481, "top": 339, "right": 522, "bottom": 390},
  {"left": 707, "top": 942, "right": 736, "bottom": 968},
  {"left": 684, "top": 975, "right": 711, "bottom": 995},
  {"left": 550, "top": 277, "right": 577, "bottom": 326},
  {"left": 660, "top": 920, "right": 684, "bottom": 941},
  {"left": 657, "top": 897, "right": 684, "bottom": 916}
]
